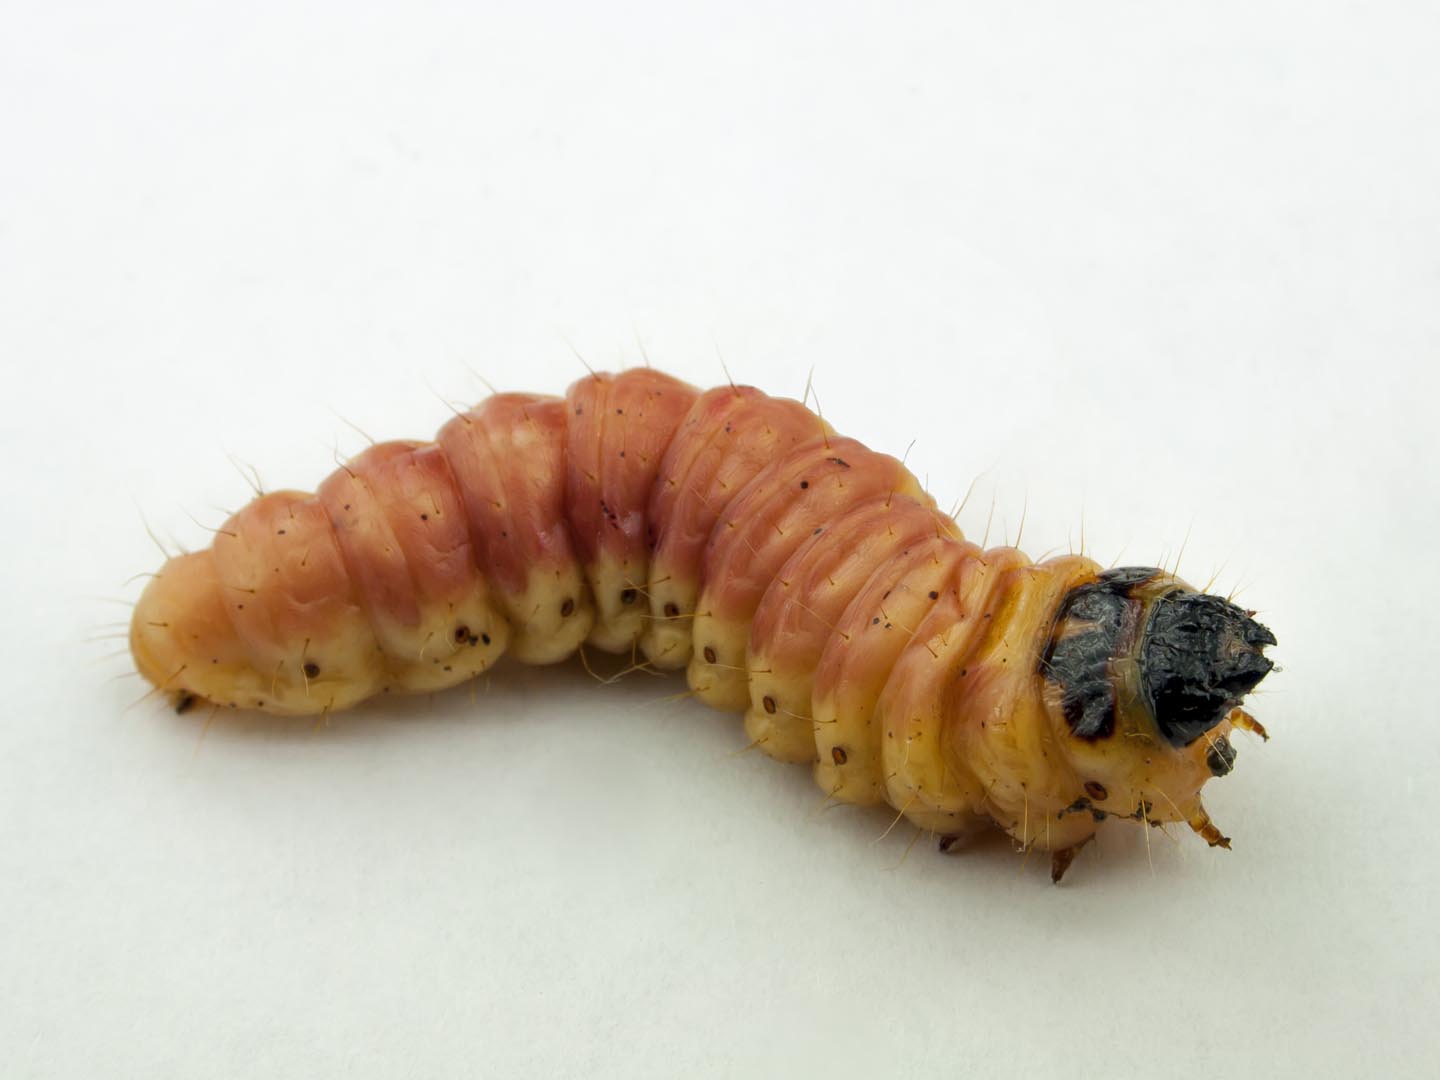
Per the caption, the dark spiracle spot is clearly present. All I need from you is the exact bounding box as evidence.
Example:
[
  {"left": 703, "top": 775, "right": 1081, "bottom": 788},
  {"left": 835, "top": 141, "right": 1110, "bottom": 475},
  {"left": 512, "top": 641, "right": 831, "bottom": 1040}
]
[
  {"left": 620, "top": 588, "right": 638, "bottom": 605},
  {"left": 560, "top": 597, "right": 575, "bottom": 617},
  {"left": 664, "top": 602, "right": 680, "bottom": 618},
  {"left": 831, "top": 746, "right": 848, "bottom": 765},
  {"left": 1084, "top": 781, "right": 1108, "bottom": 801},
  {"left": 762, "top": 695, "right": 777, "bottom": 714},
  {"left": 481, "top": 632, "right": 491, "bottom": 646},
  {"left": 454, "top": 625, "right": 469, "bottom": 642},
  {"left": 303, "top": 661, "right": 321, "bottom": 679},
  {"left": 174, "top": 692, "right": 197, "bottom": 715},
  {"left": 703, "top": 646, "right": 717, "bottom": 664}
]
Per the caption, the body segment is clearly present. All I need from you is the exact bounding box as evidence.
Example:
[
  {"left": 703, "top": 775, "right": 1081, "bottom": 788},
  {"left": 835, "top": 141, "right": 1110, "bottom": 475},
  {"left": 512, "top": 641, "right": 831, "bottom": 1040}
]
[
  {"left": 436, "top": 395, "right": 593, "bottom": 663},
  {"left": 642, "top": 386, "right": 822, "bottom": 669},
  {"left": 744, "top": 494, "right": 956, "bottom": 765}
]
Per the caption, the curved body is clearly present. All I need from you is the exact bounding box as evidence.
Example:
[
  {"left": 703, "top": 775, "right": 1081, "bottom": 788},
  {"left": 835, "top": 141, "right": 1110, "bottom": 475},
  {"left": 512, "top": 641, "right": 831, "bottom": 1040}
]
[{"left": 131, "top": 369, "right": 1275, "bottom": 877}]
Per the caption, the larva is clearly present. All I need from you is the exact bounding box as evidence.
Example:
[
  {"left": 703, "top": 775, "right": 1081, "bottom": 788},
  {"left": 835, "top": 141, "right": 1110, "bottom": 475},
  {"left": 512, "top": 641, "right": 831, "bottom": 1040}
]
[{"left": 129, "top": 368, "right": 1276, "bottom": 880}]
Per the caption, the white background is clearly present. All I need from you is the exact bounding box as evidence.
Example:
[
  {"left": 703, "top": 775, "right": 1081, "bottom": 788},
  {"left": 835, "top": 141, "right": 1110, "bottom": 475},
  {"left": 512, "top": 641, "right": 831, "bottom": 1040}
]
[{"left": 2, "top": 2, "right": 1437, "bottom": 1077}]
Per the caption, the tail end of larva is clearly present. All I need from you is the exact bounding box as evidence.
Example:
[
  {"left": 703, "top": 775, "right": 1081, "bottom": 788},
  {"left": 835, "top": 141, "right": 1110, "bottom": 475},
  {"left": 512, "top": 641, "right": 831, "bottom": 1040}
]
[
  {"left": 130, "top": 551, "right": 248, "bottom": 713},
  {"left": 131, "top": 546, "right": 379, "bottom": 717}
]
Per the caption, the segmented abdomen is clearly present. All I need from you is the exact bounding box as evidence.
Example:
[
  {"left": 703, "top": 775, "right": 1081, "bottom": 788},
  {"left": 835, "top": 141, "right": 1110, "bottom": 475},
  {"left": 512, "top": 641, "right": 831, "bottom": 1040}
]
[{"left": 131, "top": 369, "right": 1102, "bottom": 846}]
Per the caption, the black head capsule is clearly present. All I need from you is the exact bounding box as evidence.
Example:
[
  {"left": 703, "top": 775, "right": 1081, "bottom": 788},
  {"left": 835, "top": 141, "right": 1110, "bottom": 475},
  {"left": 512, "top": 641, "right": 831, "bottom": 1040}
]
[
  {"left": 1140, "top": 591, "right": 1276, "bottom": 745},
  {"left": 1041, "top": 567, "right": 1277, "bottom": 747}
]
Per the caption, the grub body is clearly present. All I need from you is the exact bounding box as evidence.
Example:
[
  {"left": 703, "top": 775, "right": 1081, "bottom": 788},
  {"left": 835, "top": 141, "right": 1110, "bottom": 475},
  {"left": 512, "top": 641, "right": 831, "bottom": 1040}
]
[{"left": 131, "top": 369, "right": 1271, "bottom": 862}]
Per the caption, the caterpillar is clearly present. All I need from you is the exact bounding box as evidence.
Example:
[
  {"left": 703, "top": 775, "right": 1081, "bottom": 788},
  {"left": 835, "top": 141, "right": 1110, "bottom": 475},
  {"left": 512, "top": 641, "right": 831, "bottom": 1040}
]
[{"left": 129, "top": 368, "right": 1276, "bottom": 881}]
